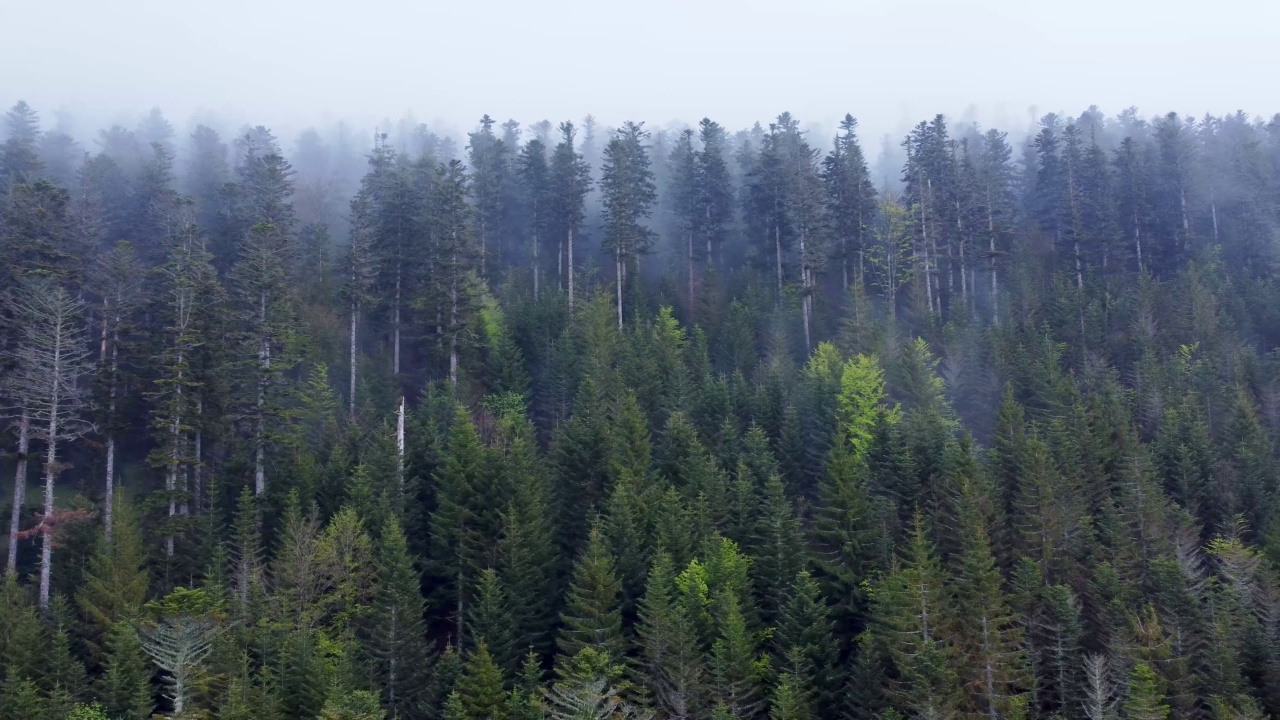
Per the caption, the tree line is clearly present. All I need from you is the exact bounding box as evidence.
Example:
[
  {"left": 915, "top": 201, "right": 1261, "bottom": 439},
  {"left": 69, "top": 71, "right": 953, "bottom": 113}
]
[{"left": 3, "top": 98, "right": 1280, "bottom": 719}]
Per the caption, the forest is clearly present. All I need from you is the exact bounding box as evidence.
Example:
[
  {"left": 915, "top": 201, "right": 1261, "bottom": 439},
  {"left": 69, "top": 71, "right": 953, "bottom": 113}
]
[{"left": 2, "top": 98, "right": 1280, "bottom": 720}]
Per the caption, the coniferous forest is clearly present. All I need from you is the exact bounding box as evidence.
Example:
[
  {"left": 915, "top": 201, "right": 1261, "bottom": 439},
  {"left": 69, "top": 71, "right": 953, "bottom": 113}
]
[{"left": 4, "top": 99, "right": 1280, "bottom": 720}]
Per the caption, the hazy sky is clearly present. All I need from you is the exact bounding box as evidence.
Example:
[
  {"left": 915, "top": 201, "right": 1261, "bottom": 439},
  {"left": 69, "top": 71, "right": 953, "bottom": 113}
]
[{"left": 3, "top": 0, "right": 1277, "bottom": 144}]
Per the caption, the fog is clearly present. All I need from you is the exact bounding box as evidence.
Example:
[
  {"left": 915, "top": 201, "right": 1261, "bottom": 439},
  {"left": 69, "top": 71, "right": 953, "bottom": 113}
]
[{"left": 4, "top": 0, "right": 1277, "bottom": 152}]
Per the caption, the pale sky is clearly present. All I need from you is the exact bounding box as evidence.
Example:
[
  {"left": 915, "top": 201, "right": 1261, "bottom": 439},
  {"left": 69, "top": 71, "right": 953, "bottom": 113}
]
[{"left": 2, "top": 0, "right": 1277, "bottom": 144}]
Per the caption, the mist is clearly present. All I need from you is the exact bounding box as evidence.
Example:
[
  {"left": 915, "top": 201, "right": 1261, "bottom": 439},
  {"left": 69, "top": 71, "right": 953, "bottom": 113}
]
[{"left": 4, "top": 0, "right": 1276, "bottom": 156}]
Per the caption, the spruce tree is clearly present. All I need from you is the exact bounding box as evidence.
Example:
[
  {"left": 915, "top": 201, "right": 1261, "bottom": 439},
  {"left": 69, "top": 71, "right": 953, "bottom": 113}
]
[
  {"left": 600, "top": 121, "right": 657, "bottom": 328},
  {"left": 373, "top": 516, "right": 432, "bottom": 718},
  {"left": 556, "top": 524, "right": 625, "bottom": 667}
]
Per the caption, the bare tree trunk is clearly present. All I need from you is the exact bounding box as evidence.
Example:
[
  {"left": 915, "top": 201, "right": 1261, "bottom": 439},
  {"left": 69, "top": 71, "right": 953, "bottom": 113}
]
[
  {"left": 842, "top": 234, "right": 849, "bottom": 292},
  {"left": 1210, "top": 187, "right": 1219, "bottom": 241},
  {"left": 39, "top": 394, "right": 61, "bottom": 611},
  {"left": 193, "top": 399, "right": 203, "bottom": 515},
  {"left": 774, "top": 224, "right": 784, "bottom": 305},
  {"left": 615, "top": 244, "right": 624, "bottom": 330},
  {"left": 396, "top": 396, "right": 405, "bottom": 498},
  {"left": 567, "top": 227, "right": 575, "bottom": 312},
  {"left": 255, "top": 292, "right": 268, "bottom": 497},
  {"left": 6, "top": 406, "right": 29, "bottom": 575},
  {"left": 1134, "top": 212, "right": 1144, "bottom": 274},
  {"left": 532, "top": 224, "right": 540, "bottom": 301},
  {"left": 799, "top": 227, "right": 811, "bottom": 351},
  {"left": 166, "top": 356, "right": 182, "bottom": 558},
  {"left": 988, "top": 197, "right": 999, "bottom": 323},
  {"left": 687, "top": 230, "right": 695, "bottom": 319},
  {"left": 103, "top": 307, "right": 120, "bottom": 543},
  {"left": 449, "top": 256, "right": 459, "bottom": 387},
  {"left": 705, "top": 205, "right": 714, "bottom": 270},
  {"left": 392, "top": 264, "right": 401, "bottom": 377},
  {"left": 349, "top": 297, "right": 358, "bottom": 419}
]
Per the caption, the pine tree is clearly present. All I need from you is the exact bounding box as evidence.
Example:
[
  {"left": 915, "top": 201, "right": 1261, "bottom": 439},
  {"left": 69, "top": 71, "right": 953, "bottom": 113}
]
[
  {"left": 810, "top": 442, "right": 878, "bottom": 643},
  {"left": 775, "top": 571, "right": 841, "bottom": 718},
  {"left": 456, "top": 642, "right": 508, "bottom": 720},
  {"left": 823, "top": 114, "right": 877, "bottom": 292},
  {"left": 468, "top": 568, "right": 517, "bottom": 676},
  {"left": 751, "top": 473, "right": 804, "bottom": 626},
  {"left": 98, "top": 622, "right": 153, "bottom": 720},
  {"left": 430, "top": 406, "right": 497, "bottom": 647},
  {"left": 873, "top": 515, "right": 962, "bottom": 719},
  {"left": 427, "top": 160, "right": 480, "bottom": 387},
  {"left": 709, "top": 590, "right": 768, "bottom": 720},
  {"left": 496, "top": 433, "right": 559, "bottom": 659},
  {"left": 557, "top": 524, "right": 625, "bottom": 666},
  {"left": 770, "top": 650, "right": 816, "bottom": 720},
  {"left": 696, "top": 118, "right": 734, "bottom": 271},
  {"left": 0, "top": 101, "right": 42, "bottom": 188},
  {"left": 636, "top": 550, "right": 707, "bottom": 717},
  {"left": 1123, "top": 663, "right": 1171, "bottom": 720},
  {"left": 2, "top": 276, "right": 93, "bottom": 609},
  {"left": 950, "top": 480, "right": 1029, "bottom": 720},
  {"left": 373, "top": 516, "right": 432, "bottom": 718},
  {"left": 518, "top": 137, "right": 552, "bottom": 300},
  {"left": 548, "top": 122, "right": 591, "bottom": 311},
  {"left": 89, "top": 240, "right": 145, "bottom": 542},
  {"left": 600, "top": 121, "right": 658, "bottom": 328},
  {"left": 77, "top": 491, "right": 149, "bottom": 641}
]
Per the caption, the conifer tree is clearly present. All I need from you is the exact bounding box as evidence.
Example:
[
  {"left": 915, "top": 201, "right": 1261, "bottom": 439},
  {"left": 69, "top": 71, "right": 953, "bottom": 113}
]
[
  {"left": 457, "top": 642, "right": 508, "bottom": 720},
  {"left": 89, "top": 240, "right": 145, "bottom": 541},
  {"left": 373, "top": 516, "right": 432, "bottom": 718},
  {"left": 697, "top": 118, "right": 734, "bottom": 270},
  {"left": 77, "top": 491, "right": 149, "bottom": 641},
  {"left": 823, "top": 114, "right": 877, "bottom": 291},
  {"left": 600, "top": 121, "right": 657, "bottom": 328},
  {"left": 3, "top": 276, "right": 93, "bottom": 609},
  {"left": 776, "top": 571, "right": 841, "bottom": 718},
  {"left": 98, "top": 622, "right": 153, "bottom": 720},
  {"left": 431, "top": 406, "right": 497, "bottom": 646},
  {"left": 557, "top": 524, "right": 625, "bottom": 666},
  {"left": 468, "top": 568, "right": 517, "bottom": 676},
  {"left": 548, "top": 122, "right": 591, "bottom": 311},
  {"left": 0, "top": 101, "right": 42, "bottom": 188},
  {"left": 635, "top": 551, "right": 706, "bottom": 719}
]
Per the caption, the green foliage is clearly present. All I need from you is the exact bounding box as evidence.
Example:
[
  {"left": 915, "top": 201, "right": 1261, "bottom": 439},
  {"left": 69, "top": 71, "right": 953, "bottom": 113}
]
[{"left": 557, "top": 525, "right": 625, "bottom": 667}]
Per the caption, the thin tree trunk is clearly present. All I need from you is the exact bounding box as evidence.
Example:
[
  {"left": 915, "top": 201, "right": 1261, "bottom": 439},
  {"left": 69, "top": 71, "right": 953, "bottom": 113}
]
[
  {"left": 392, "top": 264, "right": 401, "bottom": 377},
  {"left": 615, "top": 243, "right": 624, "bottom": 330},
  {"left": 396, "top": 396, "right": 406, "bottom": 498},
  {"left": 687, "top": 230, "right": 695, "bottom": 318},
  {"left": 193, "top": 399, "right": 203, "bottom": 515},
  {"left": 449, "top": 252, "right": 459, "bottom": 387},
  {"left": 39, "top": 378, "right": 62, "bottom": 610},
  {"left": 166, "top": 357, "right": 182, "bottom": 557},
  {"left": 533, "top": 222, "right": 540, "bottom": 301},
  {"left": 705, "top": 205, "right": 713, "bottom": 270},
  {"left": 988, "top": 195, "right": 999, "bottom": 323},
  {"left": 1134, "top": 212, "right": 1144, "bottom": 274},
  {"left": 103, "top": 302, "right": 120, "bottom": 543},
  {"left": 1210, "top": 189, "right": 1219, "bottom": 241},
  {"left": 255, "top": 291, "right": 268, "bottom": 497},
  {"left": 799, "top": 227, "right": 812, "bottom": 351},
  {"left": 774, "top": 224, "right": 784, "bottom": 305},
  {"left": 6, "top": 406, "right": 29, "bottom": 575},
  {"left": 567, "top": 226, "right": 575, "bottom": 312},
  {"left": 349, "top": 297, "right": 358, "bottom": 419}
]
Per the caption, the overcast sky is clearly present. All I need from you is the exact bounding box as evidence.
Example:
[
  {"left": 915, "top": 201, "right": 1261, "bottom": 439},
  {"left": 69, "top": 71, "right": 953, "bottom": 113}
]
[{"left": 2, "top": 0, "right": 1277, "bottom": 145}]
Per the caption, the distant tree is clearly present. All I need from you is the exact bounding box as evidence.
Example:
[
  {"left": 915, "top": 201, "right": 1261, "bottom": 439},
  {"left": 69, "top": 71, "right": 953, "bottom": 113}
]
[
  {"left": 3, "top": 277, "right": 93, "bottom": 608},
  {"left": 600, "top": 121, "right": 657, "bottom": 329},
  {"left": 0, "top": 100, "right": 42, "bottom": 188},
  {"left": 548, "top": 122, "right": 591, "bottom": 311}
]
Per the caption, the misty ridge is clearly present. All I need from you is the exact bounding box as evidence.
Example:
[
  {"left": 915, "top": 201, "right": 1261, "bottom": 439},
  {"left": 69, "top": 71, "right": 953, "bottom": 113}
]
[{"left": 9, "top": 82, "right": 1280, "bottom": 720}]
